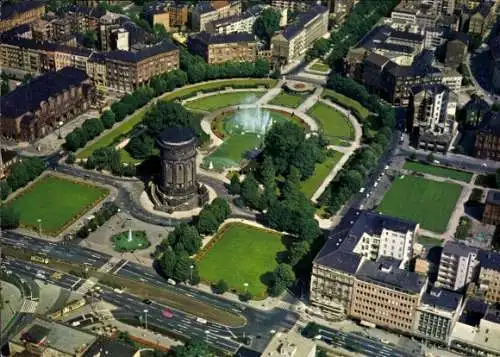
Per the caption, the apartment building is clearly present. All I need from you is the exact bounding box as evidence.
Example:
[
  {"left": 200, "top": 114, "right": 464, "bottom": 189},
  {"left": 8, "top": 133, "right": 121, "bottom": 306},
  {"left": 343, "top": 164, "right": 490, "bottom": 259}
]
[
  {"left": 270, "top": 0, "right": 311, "bottom": 12},
  {"left": 62, "top": 4, "right": 107, "bottom": 33},
  {"left": 205, "top": 12, "right": 257, "bottom": 34},
  {"left": 327, "top": 0, "right": 355, "bottom": 24},
  {"left": 482, "top": 191, "right": 500, "bottom": 225},
  {"left": 0, "top": 1, "right": 45, "bottom": 32},
  {"left": 350, "top": 257, "right": 427, "bottom": 333},
  {"left": 437, "top": 241, "right": 479, "bottom": 292},
  {"left": 408, "top": 83, "right": 458, "bottom": 152},
  {"left": 187, "top": 32, "right": 257, "bottom": 64},
  {"left": 0, "top": 68, "right": 95, "bottom": 142},
  {"left": 474, "top": 111, "right": 500, "bottom": 160},
  {"left": 413, "top": 287, "right": 463, "bottom": 344},
  {"left": 86, "top": 52, "right": 108, "bottom": 88},
  {"left": 310, "top": 209, "right": 418, "bottom": 320},
  {"left": 191, "top": 1, "right": 242, "bottom": 32},
  {"left": 54, "top": 47, "right": 92, "bottom": 72},
  {"left": 106, "top": 40, "right": 179, "bottom": 92},
  {"left": 467, "top": 2, "right": 495, "bottom": 37},
  {"left": 166, "top": 3, "right": 189, "bottom": 28},
  {"left": 478, "top": 250, "right": 500, "bottom": 304},
  {"left": 271, "top": 5, "right": 328, "bottom": 66},
  {"left": 450, "top": 298, "right": 500, "bottom": 356}
]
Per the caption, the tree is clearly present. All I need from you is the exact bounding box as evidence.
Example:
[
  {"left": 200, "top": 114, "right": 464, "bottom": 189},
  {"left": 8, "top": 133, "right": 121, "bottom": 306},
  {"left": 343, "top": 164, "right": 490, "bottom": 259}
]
[
  {"left": 196, "top": 208, "right": 219, "bottom": 235},
  {"left": 82, "top": 29, "right": 98, "bottom": 48},
  {"left": 264, "top": 121, "right": 305, "bottom": 174},
  {"left": 302, "top": 322, "right": 320, "bottom": 338},
  {"left": 169, "top": 223, "right": 201, "bottom": 255},
  {"left": 253, "top": 8, "right": 280, "bottom": 44},
  {"left": 239, "top": 291, "right": 253, "bottom": 302},
  {"left": 254, "top": 58, "right": 270, "bottom": 77},
  {"left": 0, "top": 206, "right": 20, "bottom": 229},
  {"left": 160, "top": 248, "right": 177, "bottom": 278},
  {"left": 229, "top": 174, "right": 241, "bottom": 194},
  {"left": 66, "top": 153, "right": 76, "bottom": 164},
  {"left": 173, "top": 253, "right": 195, "bottom": 282},
  {"left": 65, "top": 130, "right": 84, "bottom": 151},
  {"left": 281, "top": 166, "right": 301, "bottom": 202},
  {"left": 170, "top": 338, "right": 215, "bottom": 357},
  {"left": 82, "top": 118, "right": 104, "bottom": 140},
  {"left": 101, "top": 110, "right": 115, "bottom": 129},
  {"left": 259, "top": 156, "right": 276, "bottom": 185},
  {"left": 289, "top": 240, "right": 310, "bottom": 266},
  {"left": 0, "top": 181, "right": 12, "bottom": 200},
  {"left": 152, "top": 23, "right": 170, "bottom": 42},
  {"left": 427, "top": 152, "right": 435, "bottom": 163},
  {"left": 269, "top": 263, "right": 295, "bottom": 296},
  {"left": 7, "top": 163, "right": 30, "bottom": 190},
  {"left": 240, "top": 173, "right": 261, "bottom": 210},
  {"left": 111, "top": 102, "right": 129, "bottom": 122},
  {"left": 212, "top": 279, "right": 229, "bottom": 294},
  {"left": 209, "top": 198, "right": 231, "bottom": 223},
  {"left": 126, "top": 134, "right": 155, "bottom": 159}
]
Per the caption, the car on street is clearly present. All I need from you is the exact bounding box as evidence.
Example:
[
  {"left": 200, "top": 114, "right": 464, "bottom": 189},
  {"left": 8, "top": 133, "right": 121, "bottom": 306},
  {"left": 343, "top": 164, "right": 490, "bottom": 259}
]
[{"left": 162, "top": 308, "right": 173, "bottom": 318}]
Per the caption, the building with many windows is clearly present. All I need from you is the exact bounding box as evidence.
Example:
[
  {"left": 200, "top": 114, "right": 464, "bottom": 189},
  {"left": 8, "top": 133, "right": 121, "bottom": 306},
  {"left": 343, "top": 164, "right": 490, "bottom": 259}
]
[
  {"left": 482, "top": 191, "right": 500, "bottom": 225},
  {"left": 0, "top": 67, "right": 95, "bottom": 142},
  {"left": 187, "top": 32, "right": 257, "bottom": 64},
  {"left": 437, "top": 241, "right": 479, "bottom": 292},
  {"left": 478, "top": 250, "right": 500, "bottom": 304},
  {"left": 105, "top": 40, "right": 179, "bottom": 92},
  {"left": 190, "top": 0, "right": 242, "bottom": 32},
  {"left": 0, "top": 1, "right": 45, "bottom": 32},
  {"left": 413, "top": 287, "right": 463, "bottom": 344},
  {"left": 474, "top": 111, "right": 500, "bottom": 160}
]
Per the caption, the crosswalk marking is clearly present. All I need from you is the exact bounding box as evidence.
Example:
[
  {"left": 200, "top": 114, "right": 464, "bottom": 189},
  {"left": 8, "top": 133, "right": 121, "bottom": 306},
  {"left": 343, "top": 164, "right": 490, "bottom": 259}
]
[{"left": 20, "top": 299, "right": 38, "bottom": 313}]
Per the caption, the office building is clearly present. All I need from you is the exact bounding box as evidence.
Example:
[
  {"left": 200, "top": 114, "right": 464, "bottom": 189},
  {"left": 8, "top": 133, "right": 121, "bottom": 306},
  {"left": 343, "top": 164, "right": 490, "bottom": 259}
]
[
  {"left": 188, "top": 32, "right": 257, "bottom": 64},
  {"left": 408, "top": 83, "right": 458, "bottom": 152},
  {"left": 350, "top": 257, "right": 427, "bottom": 333},
  {"left": 106, "top": 40, "right": 179, "bottom": 92},
  {"left": 450, "top": 298, "right": 500, "bottom": 356},
  {"left": 474, "top": 111, "right": 500, "bottom": 160},
  {"left": 0, "top": 68, "right": 95, "bottom": 142},
  {"left": 483, "top": 191, "right": 500, "bottom": 225},
  {"left": 413, "top": 287, "right": 463, "bottom": 344},
  {"left": 0, "top": 1, "right": 45, "bottom": 32},
  {"left": 478, "top": 250, "right": 500, "bottom": 304},
  {"left": 191, "top": 1, "right": 242, "bottom": 32},
  {"left": 437, "top": 241, "right": 479, "bottom": 292},
  {"left": 271, "top": 5, "right": 328, "bottom": 66}
]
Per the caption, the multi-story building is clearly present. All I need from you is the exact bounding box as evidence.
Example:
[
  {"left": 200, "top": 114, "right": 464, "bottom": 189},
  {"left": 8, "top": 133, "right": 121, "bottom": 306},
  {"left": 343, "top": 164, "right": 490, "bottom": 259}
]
[
  {"left": 166, "top": 3, "right": 189, "bottom": 29},
  {"left": 86, "top": 52, "right": 108, "bottom": 88},
  {"left": 478, "top": 250, "right": 500, "bottom": 303},
  {"left": 482, "top": 191, "right": 500, "bottom": 225},
  {"left": 350, "top": 256, "right": 427, "bottom": 333},
  {"left": 327, "top": 0, "right": 355, "bottom": 24},
  {"left": 271, "top": 5, "right": 328, "bottom": 66},
  {"left": 63, "top": 4, "right": 107, "bottom": 33},
  {"left": 0, "top": 37, "right": 45, "bottom": 73},
  {"left": 0, "top": 1, "right": 45, "bottom": 32},
  {"left": 310, "top": 209, "right": 418, "bottom": 320},
  {"left": 0, "top": 149, "right": 19, "bottom": 179},
  {"left": 52, "top": 18, "right": 73, "bottom": 41},
  {"left": 467, "top": 2, "right": 495, "bottom": 37},
  {"left": 413, "top": 287, "right": 463, "bottom": 344},
  {"left": 474, "top": 111, "right": 500, "bottom": 160},
  {"left": 31, "top": 19, "right": 53, "bottom": 42},
  {"left": 0, "top": 67, "right": 95, "bottom": 142},
  {"left": 106, "top": 40, "right": 179, "bottom": 92},
  {"left": 191, "top": 1, "right": 242, "bottom": 32},
  {"left": 188, "top": 32, "right": 257, "bottom": 64},
  {"left": 205, "top": 12, "right": 257, "bottom": 34},
  {"left": 54, "top": 46, "right": 92, "bottom": 72},
  {"left": 450, "top": 298, "right": 500, "bottom": 356},
  {"left": 408, "top": 83, "right": 458, "bottom": 152},
  {"left": 462, "top": 94, "right": 489, "bottom": 127},
  {"left": 444, "top": 31, "right": 469, "bottom": 68},
  {"left": 490, "top": 35, "right": 500, "bottom": 94},
  {"left": 437, "top": 241, "right": 479, "bottom": 292},
  {"left": 270, "top": 0, "right": 311, "bottom": 12}
]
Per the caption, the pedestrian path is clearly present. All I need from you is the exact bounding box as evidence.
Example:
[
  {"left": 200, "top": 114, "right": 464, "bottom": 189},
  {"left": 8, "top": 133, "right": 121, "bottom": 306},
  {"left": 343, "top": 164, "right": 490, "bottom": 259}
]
[
  {"left": 297, "top": 86, "right": 323, "bottom": 113},
  {"left": 255, "top": 80, "right": 284, "bottom": 105},
  {"left": 75, "top": 278, "right": 98, "bottom": 295},
  {"left": 98, "top": 256, "right": 122, "bottom": 273},
  {"left": 20, "top": 299, "right": 38, "bottom": 313}
]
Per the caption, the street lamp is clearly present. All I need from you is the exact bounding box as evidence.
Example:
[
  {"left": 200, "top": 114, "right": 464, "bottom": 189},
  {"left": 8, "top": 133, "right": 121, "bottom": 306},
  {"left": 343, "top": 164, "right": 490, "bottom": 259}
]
[
  {"left": 57, "top": 121, "right": 64, "bottom": 139},
  {"left": 189, "top": 265, "right": 194, "bottom": 283},
  {"left": 243, "top": 282, "right": 249, "bottom": 293},
  {"left": 143, "top": 309, "right": 148, "bottom": 330},
  {"left": 36, "top": 218, "right": 42, "bottom": 236}
]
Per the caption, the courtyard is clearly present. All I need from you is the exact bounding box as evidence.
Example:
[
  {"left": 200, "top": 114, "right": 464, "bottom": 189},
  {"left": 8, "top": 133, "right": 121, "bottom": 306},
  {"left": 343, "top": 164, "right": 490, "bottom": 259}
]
[
  {"left": 307, "top": 102, "right": 355, "bottom": 144},
  {"left": 197, "top": 223, "right": 286, "bottom": 298},
  {"left": 376, "top": 175, "right": 462, "bottom": 233},
  {"left": 5, "top": 175, "right": 109, "bottom": 236}
]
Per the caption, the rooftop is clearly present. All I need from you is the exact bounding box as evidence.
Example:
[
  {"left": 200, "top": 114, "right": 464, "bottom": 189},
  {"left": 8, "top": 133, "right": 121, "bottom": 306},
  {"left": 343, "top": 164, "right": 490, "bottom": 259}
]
[
  {"left": 484, "top": 306, "right": 500, "bottom": 324},
  {"left": 11, "top": 318, "right": 96, "bottom": 355},
  {"left": 478, "top": 250, "right": 500, "bottom": 272},
  {"left": 1, "top": 67, "right": 89, "bottom": 119},
  {"left": 191, "top": 31, "right": 255, "bottom": 45},
  {"left": 411, "top": 83, "right": 448, "bottom": 95},
  {"left": 261, "top": 329, "right": 316, "bottom": 357},
  {"left": 478, "top": 111, "right": 500, "bottom": 136},
  {"left": 486, "top": 191, "right": 500, "bottom": 206},
  {"left": 0, "top": 36, "right": 92, "bottom": 57},
  {"left": 356, "top": 256, "right": 426, "bottom": 294},
  {"left": 442, "top": 240, "right": 478, "bottom": 258},
  {"left": 281, "top": 5, "right": 327, "bottom": 40},
  {"left": 157, "top": 127, "right": 196, "bottom": 146},
  {"left": 58, "top": 4, "right": 106, "bottom": 19},
  {"left": 106, "top": 40, "right": 177, "bottom": 63},
  {"left": 83, "top": 338, "right": 138, "bottom": 357},
  {"left": 459, "top": 298, "right": 488, "bottom": 326},
  {"left": 421, "top": 287, "right": 462, "bottom": 312},
  {"left": 364, "top": 52, "right": 391, "bottom": 68},
  {"left": 389, "top": 30, "right": 424, "bottom": 43},
  {"left": 1, "top": 0, "right": 44, "bottom": 20}
]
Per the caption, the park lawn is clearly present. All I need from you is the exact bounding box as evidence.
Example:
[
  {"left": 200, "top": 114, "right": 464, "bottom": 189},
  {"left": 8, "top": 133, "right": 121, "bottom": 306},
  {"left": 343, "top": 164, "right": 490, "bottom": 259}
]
[
  {"left": 119, "top": 149, "right": 141, "bottom": 165},
  {"left": 77, "top": 79, "right": 277, "bottom": 158},
  {"left": 417, "top": 236, "right": 444, "bottom": 247},
  {"left": 6, "top": 175, "right": 108, "bottom": 235},
  {"left": 308, "top": 102, "right": 354, "bottom": 143},
  {"left": 184, "top": 91, "right": 264, "bottom": 112},
  {"left": 376, "top": 175, "right": 462, "bottom": 233},
  {"left": 269, "top": 92, "right": 307, "bottom": 108},
  {"left": 197, "top": 223, "right": 286, "bottom": 298},
  {"left": 321, "top": 89, "right": 370, "bottom": 120},
  {"left": 310, "top": 62, "right": 330, "bottom": 73},
  {"left": 203, "top": 133, "right": 261, "bottom": 170},
  {"left": 301, "top": 151, "right": 343, "bottom": 199},
  {"left": 403, "top": 161, "right": 472, "bottom": 183}
]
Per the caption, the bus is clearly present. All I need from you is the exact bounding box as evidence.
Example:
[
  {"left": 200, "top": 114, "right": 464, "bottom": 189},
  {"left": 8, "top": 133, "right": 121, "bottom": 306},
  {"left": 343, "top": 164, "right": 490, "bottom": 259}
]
[{"left": 31, "top": 255, "right": 49, "bottom": 264}]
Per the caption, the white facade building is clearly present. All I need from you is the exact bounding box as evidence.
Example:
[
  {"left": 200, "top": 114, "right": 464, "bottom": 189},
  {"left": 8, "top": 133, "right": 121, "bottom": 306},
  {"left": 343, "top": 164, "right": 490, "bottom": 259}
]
[{"left": 437, "top": 241, "right": 479, "bottom": 291}]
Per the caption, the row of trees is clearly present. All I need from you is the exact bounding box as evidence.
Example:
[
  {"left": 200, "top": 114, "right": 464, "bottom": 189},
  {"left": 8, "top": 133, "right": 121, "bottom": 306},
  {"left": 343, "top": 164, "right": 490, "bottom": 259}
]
[
  {"left": 75, "top": 201, "right": 119, "bottom": 239},
  {"left": 84, "top": 147, "right": 136, "bottom": 177},
  {"left": 1, "top": 157, "right": 45, "bottom": 200},
  {"left": 318, "top": 75, "right": 395, "bottom": 215},
  {"left": 180, "top": 48, "right": 270, "bottom": 84},
  {"left": 156, "top": 199, "right": 231, "bottom": 286},
  {"left": 1, "top": 206, "right": 20, "bottom": 229}
]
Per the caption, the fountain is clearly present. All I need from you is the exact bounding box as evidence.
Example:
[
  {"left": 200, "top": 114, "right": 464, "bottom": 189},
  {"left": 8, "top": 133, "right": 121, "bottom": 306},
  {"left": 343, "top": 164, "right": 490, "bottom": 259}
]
[
  {"left": 231, "top": 106, "right": 274, "bottom": 135},
  {"left": 127, "top": 228, "right": 133, "bottom": 242}
]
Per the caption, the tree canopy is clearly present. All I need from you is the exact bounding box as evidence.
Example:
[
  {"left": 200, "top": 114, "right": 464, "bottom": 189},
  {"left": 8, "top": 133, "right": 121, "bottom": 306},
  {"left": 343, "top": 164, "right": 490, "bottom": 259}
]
[{"left": 253, "top": 8, "right": 281, "bottom": 44}]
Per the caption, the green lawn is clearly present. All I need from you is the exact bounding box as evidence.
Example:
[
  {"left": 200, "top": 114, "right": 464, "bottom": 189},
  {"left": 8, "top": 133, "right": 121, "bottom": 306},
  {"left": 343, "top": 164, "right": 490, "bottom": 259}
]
[
  {"left": 377, "top": 175, "right": 462, "bottom": 233},
  {"left": 197, "top": 223, "right": 286, "bottom": 298},
  {"left": 321, "top": 89, "right": 370, "bottom": 120},
  {"left": 184, "top": 91, "right": 264, "bottom": 112},
  {"left": 119, "top": 149, "right": 142, "bottom": 165},
  {"left": 269, "top": 92, "right": 307, "bottom": 108},
  {"left": 301, "top": 151, "right": 343, "bottom": 198},
  {"left": 417, "top": 236, "right": 444, "bottom": 247},
  {"left": 77, "top": 79, "right": 277, "bottom": 159},
  {"left": 310, "top": 62, "right": 330, "bottom": 73},
  {"left": 308, "top": 102, "right": 355, "bottom": 143},
  {"left": 6, "top": 175, "right": 109, "bottom": 235},
  {"left": 111, "top": 231, "right": 150, "bottom": 252},
  {"left": 403, "top": 161, "right": 473, "bottom": 183}
]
